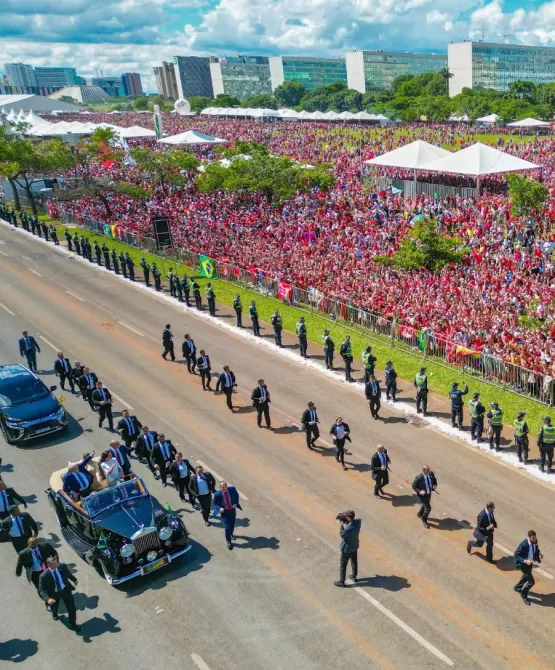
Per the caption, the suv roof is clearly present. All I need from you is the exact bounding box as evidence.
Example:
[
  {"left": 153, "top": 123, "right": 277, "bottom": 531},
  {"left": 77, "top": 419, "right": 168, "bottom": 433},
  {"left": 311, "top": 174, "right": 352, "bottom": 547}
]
[{"left": 0, "top": 364, "right": 35, "bottom": 383}]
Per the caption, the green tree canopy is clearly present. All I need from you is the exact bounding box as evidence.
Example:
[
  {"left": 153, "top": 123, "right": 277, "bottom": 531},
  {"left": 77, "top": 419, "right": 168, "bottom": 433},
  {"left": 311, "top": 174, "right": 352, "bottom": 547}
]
[
  {"left": 188, "top": 96, "right": 213, "bottom": 113},
  {"left": 506, "top": 174, "right": 549, "bottom": 218},
  {"left": 209, "top": 94, "right": 241, "bottom": 108},
  {"left": 131, "top": 146, "right": 199, "bottom": 195},
  {"left": 274, "top": 81, "right": 306, "bottom": 107},
  {"left": 241, "top": 94, "right": 278, "bottom": 109},
  {"left": 132, "top": 96, "right": 149, "bottom": 110}
]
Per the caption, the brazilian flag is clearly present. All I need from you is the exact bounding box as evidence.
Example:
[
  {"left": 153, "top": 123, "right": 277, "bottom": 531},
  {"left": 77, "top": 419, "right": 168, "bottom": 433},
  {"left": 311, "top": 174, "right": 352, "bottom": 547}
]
[{"left": 199, "top": 254, "right": 216, "bottom": 279}]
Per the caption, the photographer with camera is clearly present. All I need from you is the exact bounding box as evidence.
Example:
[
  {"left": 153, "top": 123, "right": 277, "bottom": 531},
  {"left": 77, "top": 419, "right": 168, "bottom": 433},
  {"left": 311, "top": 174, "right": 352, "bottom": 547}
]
[{"left": 334, "top": 510, "right": 361, "bottom": 587}]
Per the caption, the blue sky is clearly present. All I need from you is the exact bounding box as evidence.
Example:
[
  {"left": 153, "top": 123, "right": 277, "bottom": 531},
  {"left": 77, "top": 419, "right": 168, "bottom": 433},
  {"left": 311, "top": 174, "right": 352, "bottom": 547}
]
[{"left": 1, "top": 0, "right": 555, "bottom": 91}]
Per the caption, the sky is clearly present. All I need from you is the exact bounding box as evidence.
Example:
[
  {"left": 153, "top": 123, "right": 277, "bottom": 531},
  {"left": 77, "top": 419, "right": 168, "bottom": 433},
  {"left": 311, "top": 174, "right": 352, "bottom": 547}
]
[{"left": 1, "top": 0, "right": 555, "bottom": 92}]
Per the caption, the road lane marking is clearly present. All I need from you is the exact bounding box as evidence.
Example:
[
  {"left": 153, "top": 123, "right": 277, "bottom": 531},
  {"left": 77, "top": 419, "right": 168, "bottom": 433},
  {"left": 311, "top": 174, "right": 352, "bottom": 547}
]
[
  {"left": 28, "top": 268, "right": 43, "bottom": 277},
  {"left": 493, "top": 541, "right": 553, "bottom": 580},
  {"left": 109, "top": 391, "right": 134, "bottom": 411},
  {"left": 118, "top": 321, "right": 144, "bottom": 337},
  {"left": 350, "top": 583, "right": 454, "bottom": 666},
  {"left": 0, "top": 250, "right": 10, "bottom": 257},
  {"left": 0, "top": 301, "right": 15, "bottom": 316},
  {"left": 191, "top": 654, "right": 211, "bottom": 670},
  {"left": 196, "top": 459, "right": 249, "bottom": 500},
  {"left": 38, "top": 335, "right": 58, "bottom": 351},
  {"left": 65, "top": 289, "right": 86, "bottom": 302}
]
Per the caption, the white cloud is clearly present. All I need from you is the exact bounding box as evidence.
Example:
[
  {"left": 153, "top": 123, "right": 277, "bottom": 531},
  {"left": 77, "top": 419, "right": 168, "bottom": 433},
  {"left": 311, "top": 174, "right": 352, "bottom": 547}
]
[
  {"left": 427, "top": 10, "right": 448, "bottom": 23},
  {"left": 470, "top": 0, "right": 555, "bottom": 45}
]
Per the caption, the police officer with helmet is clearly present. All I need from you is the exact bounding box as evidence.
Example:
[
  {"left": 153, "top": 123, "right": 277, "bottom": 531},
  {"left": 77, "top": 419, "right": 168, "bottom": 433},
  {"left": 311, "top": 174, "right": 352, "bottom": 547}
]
[
  {"left": 414, "top": 367, "right": 428, "bottom": 415},
  {"left": 469, "top": 392, "right": 485, "bottom": 442},
  {"left": 514, "top": 412, "right": 529, "bottom": 464},
  {"left": 487, "top": 402, "right": 504, "bottom": 451},
  {"left": 538, "top": 416, "right": 555, "bottom": 473}
]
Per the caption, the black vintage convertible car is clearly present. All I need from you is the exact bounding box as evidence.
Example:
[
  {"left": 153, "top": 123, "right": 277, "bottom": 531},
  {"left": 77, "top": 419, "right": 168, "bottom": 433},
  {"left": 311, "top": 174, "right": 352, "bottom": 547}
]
[{"left": 46, "top": 463, "right": 190, "bottom": 585}]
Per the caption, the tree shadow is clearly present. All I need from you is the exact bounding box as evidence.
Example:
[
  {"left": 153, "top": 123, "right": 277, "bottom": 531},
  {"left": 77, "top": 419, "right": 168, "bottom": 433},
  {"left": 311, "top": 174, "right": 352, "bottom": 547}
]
[
  {"left": 349, "top": 575, "right": 410, "bottom": 591},
  {"left": 80, "top": 612, "right": 121, "bottom": 643},
  {"left": 233, "top": 535, "right": 280, "bottom": 551},
  {"left": 390, "top": 494, "right": 418, "bottom": 507},
  {"left": 428, "top": 517, "right": 471, "bottom": 532},
  {"left": 0, "top": 639, "right": 39, "bottom": 662}
]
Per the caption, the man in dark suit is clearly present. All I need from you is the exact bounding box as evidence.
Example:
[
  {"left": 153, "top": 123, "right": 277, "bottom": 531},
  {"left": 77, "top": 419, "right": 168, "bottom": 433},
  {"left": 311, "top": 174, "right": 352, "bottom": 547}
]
[
  {"left": 330, "top": 417, "right": 351, "bottom": 470},
  {"left": 63, "top": 452, "right": 95, "bottom": 499},
  {"left": 18, "top": 331, "right": 40, "bottom": 371},
  {"left": 1, "top": 505, "right": 38, "bottom": 553},
  {"left": 467, "top": 501, "right": 497, "bottom": 563},
  {"left": 189, "top": 466, "right": 216, "bottom": 525},
  {"left": 135, "top": 426, "right": 158, "bottom": 476},
  {"left": 16, "top": 537, "right": 57, "bottom": 591},
  {"left": 301, "top": 402, "right": 320, "bottom": 450},
  {"left": 182, "top": 334, "right": 197, "bottom": 374},
  {"left": 514, "top": 530, "right": 543, "bottom": 605},
  {"left": 334, "top": 510, "right": 361, "bottom": 587},
  {"left": 251, "top": 379, "right": 272, "bottom": 429},
  {"left": 365, "top": 375, "right": 382, "bottom": 420},
  {"left": 116, "top": 409, "right": 142, "bottom": 450},
  {"left": 39, "top": 556, "right": 80, "bottom": 632},
  {"left": 79, "top": 367, "right": 98, "bottom": 409},
  {"left": 152, "top": 434, "right": 177, "bottom": 486},
  {"left": 169, "top": 453, "right": 195, "bottom": 503},
  {"left": 371, "top": 444, "right": 390, "bottom": 498},
  {"left": 71, "top": 361, "right": 85, "bottom": 395},
  {"left": 197, "top": 349, "right": 212, "bottom": 391},
  {"left": 412, "top": 465, "right": 437, "bottom": 529},
  {"left": 92, "top": 381, "right": 113, "bottom": 430},
  {"left": 215, "top": 366, "right": 237, "bottom": 411},
  {"left": 213, "top": 481, "right": 242, "bottom": 550},
  {"left": 162, "top": 324, "right": 175, "bottom": 361},
  {"left": 0, "top": 481, "right": 27, "bottom": 520},
  {"left": 54, "top": 352, "right": 75, "bottom": 392},
  {"left": 109, "top": 440, "right": 132, "bottom": 476}
]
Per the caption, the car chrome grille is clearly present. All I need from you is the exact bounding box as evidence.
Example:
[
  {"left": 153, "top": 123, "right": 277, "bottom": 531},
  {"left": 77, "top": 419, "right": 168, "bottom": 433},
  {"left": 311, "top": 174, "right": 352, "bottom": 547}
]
[{"left": 133, "top": 530, "right": 161, "bottom": 556}]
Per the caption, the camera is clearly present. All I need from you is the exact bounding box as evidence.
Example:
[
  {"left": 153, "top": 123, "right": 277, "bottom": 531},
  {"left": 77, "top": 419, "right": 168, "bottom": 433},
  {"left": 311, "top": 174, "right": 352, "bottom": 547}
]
[{"left": 336, "top": 512, "right": 348, "bottom": 524}]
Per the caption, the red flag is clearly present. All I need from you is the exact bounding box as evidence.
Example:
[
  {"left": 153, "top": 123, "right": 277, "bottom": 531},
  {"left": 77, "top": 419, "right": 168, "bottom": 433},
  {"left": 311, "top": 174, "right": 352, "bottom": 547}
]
[{"left": 277, "top": 281, "right": 293, "bottom": 302}]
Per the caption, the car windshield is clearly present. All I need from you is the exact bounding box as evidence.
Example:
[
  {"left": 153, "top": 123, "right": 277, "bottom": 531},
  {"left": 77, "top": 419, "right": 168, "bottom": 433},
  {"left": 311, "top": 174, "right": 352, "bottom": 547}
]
[
  {"left": 0, "top": 377, "right": 49, "bottom": 407},
  {"left": 83, "top": 478, "right": 147, "bottom": 518}
]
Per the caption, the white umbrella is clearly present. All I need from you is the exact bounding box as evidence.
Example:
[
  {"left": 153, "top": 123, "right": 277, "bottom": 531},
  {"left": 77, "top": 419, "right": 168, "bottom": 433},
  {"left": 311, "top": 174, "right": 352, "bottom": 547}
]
[{"left": 159, "top": 130, "right": 227, "bottom": 145}]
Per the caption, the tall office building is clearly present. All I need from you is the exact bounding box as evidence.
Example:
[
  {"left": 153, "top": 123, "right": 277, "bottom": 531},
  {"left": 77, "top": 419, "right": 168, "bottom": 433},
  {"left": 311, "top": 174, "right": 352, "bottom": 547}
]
[
  {"left": 153, "top": 62, "right": 179, "bottom": 99},
  {"left": 172, "top": 56, "right": 213, "bottom": 98},
  {"left": 122, "top": 72, "right": 143, "bottom": 97},
  {"left": 346, "top": 50, "right": 447, "bottom": 93},
  {"left": 5, "top": 62, "right": 37, "bottom": 89},
  {"left": 269, "top": 56, "right": 347, "bottom": 92},
  {"left": 209, "top": 55, "right": 271, "bottom": 101},
  {"left": 448, "top": 41, "right": 555, "bottom": 96},
  {"left": 91, "top": 76, "right": 125, "bottom": 98},
  {"left": 34, "top": 67, "right": 80, "bottom": 92}
]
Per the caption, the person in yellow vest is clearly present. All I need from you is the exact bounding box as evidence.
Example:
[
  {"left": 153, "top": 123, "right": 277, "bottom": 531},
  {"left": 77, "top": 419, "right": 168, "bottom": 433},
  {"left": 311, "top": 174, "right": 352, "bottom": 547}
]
[
  {"left": 486, "top": 402, "right": 503, "bottom": 451},
  {"left": 537, "top": 416, "right": 555, "bottom": 473},
  {"left": 469, "top": 393, "right": 486, "bottom": 443},
  {"left": 513, "top": 412, "right": 529, "bottom": 464},
  {"left": 361, "top": 346, "right": 377, "bottom": 384}
]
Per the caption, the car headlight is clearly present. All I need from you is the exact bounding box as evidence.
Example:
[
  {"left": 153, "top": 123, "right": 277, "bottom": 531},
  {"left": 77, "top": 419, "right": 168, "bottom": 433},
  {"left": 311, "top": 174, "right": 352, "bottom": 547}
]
[
  {"left": 158, "top": 527, "right": 172, "bottom": 541},
  {"left": 146, "top": 550, "right": 158, "bottom": 562},
  {"left": 5, "top": 419, "right": 23, "bottom": 428},
  {"left": 168, "top": 515, "right": 180, "bottom": 529},
  {"left": 120, "top": 543, "right": 135, "bottom": 558}
]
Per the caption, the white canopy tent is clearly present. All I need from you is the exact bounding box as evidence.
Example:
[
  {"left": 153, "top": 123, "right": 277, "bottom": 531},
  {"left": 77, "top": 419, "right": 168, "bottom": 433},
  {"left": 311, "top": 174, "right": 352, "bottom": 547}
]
[
  {"left": 365, "top": 140, "right": 451, "bottom": 170},
  {"left": 421, "top": 142, "right": 540, "bottom": 176},
  {"left": 337, "top": 111, "right": 356, "bottom": 121},
  {"left": 507, "top": 117, "right": 551, "bottom": 128},
  {"left": 277, "top": 108, "right": 298, "bottom": 120},
  {"left": 476, "top": 113, "right": 499, "bottom": 125},
  {"left": 250, "top": 108, "right": 279, "bottom": 118},
  {"left": 118, "top": 125, "right": 157, "bottom": 138},
  {"left": 159, "top": 130, "right": 227, "bottom": 145},
  {"left": 24, "top": 110, "right": 44, "bottom": 126}
]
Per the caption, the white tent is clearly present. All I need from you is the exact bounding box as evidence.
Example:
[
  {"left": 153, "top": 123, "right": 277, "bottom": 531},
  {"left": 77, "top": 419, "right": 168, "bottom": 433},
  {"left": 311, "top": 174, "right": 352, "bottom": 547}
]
[
  {"left": 507, "top": 117, "right": 551, "bottom": 128},
  {"left": 297, "top": 110, "right": 312, "bottom": 120},
  {"left": 322, "top": 111, "right": 339, "bottom": 120},
  {"left": 337, "top": 111, "right": 356, "bottom": 121},
  {"left": 25, "top": 110, "right": 45, "bottom": 126},
  {"left": 251, "top": 108, "right": 279, "bottom": 118},
  {"left": 307, "top": 111, "right": 325, "bottom": 120},
  {"left": 421, "top": 142, "right": 541, "bottom": 176},
  {"left": 118, "top": 125, "right": 157, "bottom": 138},
  {"left": 16, "top": 109, "right": 27, "bottom": 122},
  {"left": 278, "top": 108, "right": 298, "bottom": 120},
  {"left": 200, "top": 107, "right": 215, "bottom": 116},
  {"left": 476, "top": 113, "right": 499, "bottom": 125},
  {"left": 5, "top": 109, "right": 17, "bottom": 122},
  {"left": 353, "top": 111, "right": 377, "bottom": 121},
  {"left": 159, "top": 130, "right": 227, "bottom": 145},
  {"left": 365, "top": 140, "right": 451, "bottom": 170},
  {"left": 449, "top": 114, "right": 469, "bottom": 122}
]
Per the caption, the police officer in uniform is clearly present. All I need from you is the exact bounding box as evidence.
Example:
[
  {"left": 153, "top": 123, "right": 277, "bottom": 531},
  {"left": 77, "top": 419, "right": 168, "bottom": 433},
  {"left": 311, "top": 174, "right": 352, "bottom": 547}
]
[
  {"left": 117, "top": 251, "right": 126, "bottom": 277},
  {"left": 73, "top": 232, "right": 80, "bottom": 255},
  {"left": 249, "top": 300, "right": 261, "bottom": 336},
  {"left": 64, "top": 229, "right": 73, "bottom": 251},
  {"left": 111, "top": 248, "right": 119, "bottom": 274},
  {"left": 152, "top": 263, "right": 162, "bottom": 291},
  {"left": 365, "top": 375, "right": 382, "bottom": 420},
  {"left": 361, "top": 346, "right": 377, "bottom": 384},
  {"left": 49, "top": 225, "right": 59, "bottom": 245},
  {"left": 271, "top": 310, "right": 283, "bottom": 347},
  {"left": 449, "top": 382, "right": 468, "bottom": 429},
  {"left": 206, "top": 283, "right": 216, "bottom": 316},
  {"left": 182, "top": 275, "right": 191, "bottom": 305},
  {"left": 384, "top": 361, "right": 398, "bottom": 401},
  {"left": 514, "top": 412, "right": 529, "bottom": 463},
  {"left": 233, "top": 295, "right": 243, "bottom": 327},
  {"left": 296, "top": 317, "right": 308, "bottom": 358},
  {"left": 322, "top": 329, "right": 335, "bottom": 370},
  {"left": 469, "top": 392, "right": 485, "bottom": 442},
  {"left": 340, "top": 336, "right": 354, "bottom": 382},
  {"left": 174, "top": 274, "right": 183, "bottom": 301},
  {"left": 414, "top": 367, "right": 428, "bottom": 415},
  {"left": 140, "top": 257, "right": 150, "bottom": 286},
  {"left": 125, "top": 253, "right": 135, "bottom": 280},
  {"left": 84, "top": 238, "right": 93, "bottom": 262},
  {"left": 168, "top": 268, "right": 176, "bottom": 297},
  {"left": 94, "top": 241, "right": 102, "bottom": 265},
  {"left": 162, "top": 324, "right": 175, "bottom": 361},
  {"left": 537, "top": 416, "right": 555, "bottom": 473},
  {"left": 192, "top": 279, "right": 202, "bottom": 310},
  {"left": 487, "top": 402, "right": 503, "bottom": 451},
  {"left": 102, "top": 243, "right": 111, "bottom": 270}
]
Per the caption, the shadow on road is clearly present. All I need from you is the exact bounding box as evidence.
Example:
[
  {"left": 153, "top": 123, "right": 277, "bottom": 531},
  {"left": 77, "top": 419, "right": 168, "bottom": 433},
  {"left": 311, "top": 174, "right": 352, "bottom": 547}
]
[
  {"left": 0, "top": 639, "right": 39, "bottom": 662},
  {"left": 80, "top": 612, "right": 121, "bottom": 643},
  {"left": 19, "top": 414, "right": 84, "bottom": 450},
  {"left": 390, "top": 494, "right": 418, "bottom": 507},
  {"left": 233, "top": 535, "right": 280, "bottom": 551},
  {"left": 350, "top": 575, "right": 411, "bottom": 591}
]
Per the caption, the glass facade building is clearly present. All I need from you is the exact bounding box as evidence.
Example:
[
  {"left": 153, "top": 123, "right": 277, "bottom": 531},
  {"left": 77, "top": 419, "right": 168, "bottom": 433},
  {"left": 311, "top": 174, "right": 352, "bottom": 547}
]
[
  {"left": 210, "top": 56, "right": 271, "bottom": 101},
  {"left": 347, "top": 51, "right": 447, "bottom": 93},
  {"left": 172, "top": 56, "right": 214, "bottom": 99},
  {"left": 35, "top": 67, "right": 80, "bottom": 91},
  {"left": 269, "top": 56, "right": 347, "bottom": 92}
]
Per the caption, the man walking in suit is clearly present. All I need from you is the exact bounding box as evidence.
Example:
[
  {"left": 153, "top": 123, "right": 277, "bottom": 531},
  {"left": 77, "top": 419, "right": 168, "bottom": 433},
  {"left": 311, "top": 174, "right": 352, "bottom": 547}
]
[
  {"left": 514, "top": 530, "right": 543, "bottom": 606},
  {"left": 152, "top": 433, "right": 177, "bottom": 486},
  {"left": 19, "top": 331, "right": 40, "bottom": 371},
  {"left": 189, "top": 466, "right": 216, "bottom": 525},
  {"left": 63, "top": 452, "right": 95, "bottom": 499},
  {"left": 92, "top": 381, "right": 113, "bottom": 430},
  {"left": 0, "top": 481, "right": 27, "bottom": 520},
  {"left": 213, "top": 481, "right": 241, "bottom": 550},
  {"left": 467, "top": 501, "right": 497, "bottom": 563},
  {"left": 109, "top": 440, "right": 132, "bottom": 476},
  {"left": 197, "top": 350, "right": 212, "bottom": 391},
  {"left": 412, "top": 465, "right": 437, "bottom": 529},
  {"left": 54, "top": 352, "right": 75, "bottom": 392},
  {"left": 39, "top": 556, "right": 80, "bottom": 632},
  {"left": 170, "top": 453, "right": 195, "bottom": 504},
  {"left": 216, "top": 366, "right": 237, "bottom": 411},
  {"left": 16, "top": 537, "right": 57, "bottom": 591},
  {"left": 371, "top": 444, "right": 390, "bottom": 498},
  {"left": 116, "top": 409, "right": 142, "bottom": 450},
  {"left": 251, "top": 380, "right": 272, "bottom": 429},
  {"left": 162, "top": 324, "right": 175, "bottom": 361},
  {"left": 334, "top": 510, "right": 360, "bottom": 587},
  {"left": 2, "top": 505, "right": 38, "bottom": 553},
  {"left": 330, "top": 417, "right": 351, "bottom": 470},
  {"left": 79, "top": 367, "right": 98, "bottom": 409},
  {"left": 365, "top": 375, "right": 382, "bottom": 420},
  {"left": 182, "top": 334, "right": 197, "bottom": 374},
  {"left": 135, "top": 426, "right": 158, "bottom": 477},
  {"left": 301, "top": 402, "right": 320, "bottom": 450}
]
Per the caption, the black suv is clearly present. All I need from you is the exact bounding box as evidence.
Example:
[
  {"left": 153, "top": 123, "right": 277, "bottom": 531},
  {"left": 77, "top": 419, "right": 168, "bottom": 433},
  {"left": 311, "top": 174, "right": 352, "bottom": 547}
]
[{"left": 0, "top": 364, "right": 68, "bottom": 444}]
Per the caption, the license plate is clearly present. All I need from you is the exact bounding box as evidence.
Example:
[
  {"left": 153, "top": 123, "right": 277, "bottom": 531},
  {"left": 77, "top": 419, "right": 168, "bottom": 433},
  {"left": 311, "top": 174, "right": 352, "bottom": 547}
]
[
  {"left": 33, "top": 426, "right": 53, "bottom": 435},
  {"left": 142, "top": 557, "right": 169, "bottom": 574}
]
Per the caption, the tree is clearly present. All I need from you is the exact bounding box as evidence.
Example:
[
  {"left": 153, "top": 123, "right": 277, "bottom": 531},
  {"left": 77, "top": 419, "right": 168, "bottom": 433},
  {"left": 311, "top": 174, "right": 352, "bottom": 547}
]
[
  {"left": 274, "top": 81, "right": 306, "bottom": 108},
  {"left": 508, "top": 80, "right": 537, "bottom": 102},
  {"left": 131, "top": 147, "right": 199, "bottom": 196},
  {"left": 209, "top": 94, "right": 241, "bottom": 108},
  {"left": 241, "top": 94, "right": 277, "bottom": 109},
  {"left": 376, "top": 218, "right": 468, "bottom": 273},
  {"left": 133, "top": 96, "right": 149, "bottom": 110},
  {"left": 390, "top": 74, "right": 414, "bottom": 96},
  {"left": 506, "top": 174, "right": 549, "bottom": 218},
  {"left": 188, "top": 96, "right": 213, "bottom": 113},
  {"left": 328, "top": 89, "right": 363, "bottom": 112},
  {"left": 58, "top": 95, "right": 79, "bottom": 105}
]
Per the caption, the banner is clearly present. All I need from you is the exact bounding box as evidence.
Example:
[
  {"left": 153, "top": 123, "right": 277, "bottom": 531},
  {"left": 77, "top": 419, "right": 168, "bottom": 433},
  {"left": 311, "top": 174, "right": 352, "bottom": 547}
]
[
  {"left": 199, "top": 254, "right": 216, "bottom": 279},
  {"left": 455, "top": 345, "right": 481, "bottom": 359},
  {"left": 277, "top": 281, "right": 293, "bottom": 302},
  {"left": 153, "top": 105, "right": 163, "bottom": 140}
]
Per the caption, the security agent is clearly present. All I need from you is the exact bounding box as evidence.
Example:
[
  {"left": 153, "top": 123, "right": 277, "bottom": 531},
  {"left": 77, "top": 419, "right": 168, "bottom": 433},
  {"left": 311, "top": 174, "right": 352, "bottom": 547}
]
[
  {"left": 125, "top": 253, "right": 135, "bottom": 281},
  {"left": 271, "top": 310, "right": 284, "bottom": 347},
  {"left": 92, "top": 381, "right": 114, "bottom": 430},
  {"left": 334, "top": 510, "right": 360, "bottom": 587},
  {"left": 54, "top": 352, "right": 75, "bottom": 392},
  {"left": 174, "top": 274, "right": 183, "bottom": 301},
  {"left": 296, "top": 317, "right": 308, "bottom": 358},
  {"left": 206, "top": 283, "right": 216, "bottom": 316},
  {"left": 514, "top": 530, "right": 543, "bottom": 606},
  {"left": 16, "top": 537, "right": 57, "bottom": 591},
  {"left": 449, "top": 382, "right": 468, "bottom": 429},
  {"left": 412, "top": 465, "right": 437, "bottom": 529},
  {"left": 384, "top": 361, "right": 398, "bottom": 401},
  {"left": 361, "top": 346, "right": 377, "bottom": 384},
  {"left": 140, "top": 257, "right": 150, "bottom": 286},
  {"left": 340, "top": 336, "right": 354, "bottom": 382},
  {"left": 182, "top": 334, "right": 197, "bottom": 374},
  {"left": 414, "top": 367, "right": 428, "bottom": 415},
  {"left": 79, "top": 367, "right": 98, "bottom": 410},
  {"left": 152, "top": 263, "right": 162, "bottom": 291},
  {"left": 467, "top": 501, "right": 497, "bottom": 563},
  {"left": 469, "top": 392, "right": 485, "bottom": 442},
  {"left": 249, "top": 300, "right": 261, "bottom": 336},
  {"left": 102, "top": 243, "right": 111, "bottom": 269},
  {"left": 117, "top": 409, "right": 142, "bottom": 449},
  {"left": 111, "top": 249, "right": 119, "bottom": 274},
  {"left": 233, "top": 295, "right": 243, "bottom": 327},
  {"left": 514, "top": 412, "right": 530, "bottom": 463},
  {"left": 119, "top": 251, "right": 127, "bottom": 277},
  {"left": 162, "top": 324, "right": 175, "bottom": 361},
  {"left": 330, "top": 417, "right": 351, "bottom": 470},
  {"left": 251, "top": 379, "right": 272, "bottom": 429},
  {"left": 39, "top": 556, "right": 80, "bottom": 632},
  {"left": 301, "top": 402, "right": 320, "bottom": 450},
  {"left": 94, "top": 240, "right": 102, "bottom": 265},
  {"left": 19, "top": 330, "right": 41, "bottom": 372},
  {"left": 371, "top": 444, "right": 390, "bottom": 498},
  {"left": 487, "top": 402, "right": 504, "bottom": 451},
  {"left": 197, "top": 350, "right": 212, "bottom": 391},
  {"left": 365, "top": 375, "right": 382, "bottom": 420},
  {"left": 322, "top": 329, "right": 335, "bottom": 369},
  {"left": 216, "top": 366, "right": 237, "bottom": 411},
  {"left": 0, "top": 481, "right": 27, "bottom": 520},
  {"left": 182, "top": 275, "right": 191, "bottom": 305},
  {"left": 192, "top": 279, "right": 202, "bottom": 310},
  {"left": 537, "top": 416, "right": 555, "bottom": 473}
]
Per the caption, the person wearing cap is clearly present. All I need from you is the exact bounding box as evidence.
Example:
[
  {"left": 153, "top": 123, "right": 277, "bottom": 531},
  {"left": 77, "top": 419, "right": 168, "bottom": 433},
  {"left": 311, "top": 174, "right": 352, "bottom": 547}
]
[
  {"left": 449, "top": 382, "right": 468, "bottom": 429},
  {"left": 340, "top": 336, "right": 354, "bottom": 382},
  {"left": 487, "top": 402, "right": 504, "bottom": 451},
  {"left": 296, "top": 316, "right": 308, "bottom": 358},
  {"left": 361, "top": 346, "right": 377, "bottom": 384},
  {"left": 414, "top": 367, "right": 428, "bottom": 415},
  {"left": 514, "top": 412, "right": 530, "bottom": 463},
  {"left": 537, "top": 417, "right": 555, "bottom": 473},
  {"left": 469, "top": 393, "right": 486, "bottom": 442},
  {"left": 321, "top": 329, "right": 335, "bottom": 370},
  {"left": 384, "top": 361, "right": 398, "bottom": 401}
]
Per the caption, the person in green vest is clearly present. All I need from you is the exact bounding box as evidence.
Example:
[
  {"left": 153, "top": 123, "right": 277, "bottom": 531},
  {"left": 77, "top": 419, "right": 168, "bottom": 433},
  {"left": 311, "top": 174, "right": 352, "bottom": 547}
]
[
  {"left": 249, "top": 300, "right": 261, "bottom": 336},
  {"left": 514, "top": 412, "right": 529, "bottom": 464},
  {"left": 469, "top": 392, "right": 485, "bottom": 443},
  {"left": 271, "top": 310, "right": 283, "bottom": 347},
  {"left": 233, "top": 295, "right": 242, "bottom": 328},
  {"left": 414, "top": 367, "right": 428, "bottom": 415},
  {"left": 537, "top": 416, "right": 555, "bottom": 473},
  {"left": 339, "top": 336, "right": 354, "bottom": 382},
  {"left": 361, "top": 346, "right": 377, "bottom": 384},
  {"left": 206, "top": 282, "right": 216, "bottom": 316},
  {"left": 321, "top": 329, "right": 335, "bottom": 370},
  {"left": 296, "top": 317, "right": 308, "bottom": 358},
  {"left": 486, "top": 402, "right": 504, "bottom": 451}
]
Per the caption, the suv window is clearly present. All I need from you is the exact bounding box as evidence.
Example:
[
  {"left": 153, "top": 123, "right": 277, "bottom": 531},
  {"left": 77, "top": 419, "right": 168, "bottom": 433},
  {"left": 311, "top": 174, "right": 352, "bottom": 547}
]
[{"left": 0, "top": 377, "right": 49, "bottom": 407}]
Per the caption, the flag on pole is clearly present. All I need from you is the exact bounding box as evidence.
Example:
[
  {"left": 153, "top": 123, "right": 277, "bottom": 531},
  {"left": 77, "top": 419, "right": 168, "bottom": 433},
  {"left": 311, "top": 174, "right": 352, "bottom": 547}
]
[{"left": 199, "top": 254, "right": 216, "bottom": 278}]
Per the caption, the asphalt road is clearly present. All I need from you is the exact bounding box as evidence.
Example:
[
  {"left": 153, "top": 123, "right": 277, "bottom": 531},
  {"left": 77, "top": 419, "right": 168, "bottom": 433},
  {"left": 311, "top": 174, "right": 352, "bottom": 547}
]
[{"left": 1, "top": 223, "right": 555, "bottom": 670}]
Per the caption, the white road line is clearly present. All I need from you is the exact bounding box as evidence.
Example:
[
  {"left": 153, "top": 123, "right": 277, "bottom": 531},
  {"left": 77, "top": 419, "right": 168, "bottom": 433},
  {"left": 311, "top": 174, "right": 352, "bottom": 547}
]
[
  {"left": 65, "top": 289, "right": 86, "bottom": 302},
  {"left": 493, "top": 541, "right": 553, "bottom": 580},
  {"left": 109, "top": 391, "right": 134, "bottom": 411},
  {"left": 28, "top": 268, "right": 43, "bottom": 277},
  {"left": 38, "top": 335, "right": 58, "bottom": 351},
  {"left": 196, "top": 459, "right": 249, "bottom": 501},
  {"left": 0, "top": 301, "right": 16, "bottom": 316},
  {"left": 350, "top": 584, "right": 454, "bottom": 666},
  {"left": 190, "top": 653, "right": 211, "bottom": 670},
  {"left": 118, "top": 321, "right": 144, "bottom": 337},
  {"left": 0, "top": 250, "right": 10, "bottom": 257}
]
